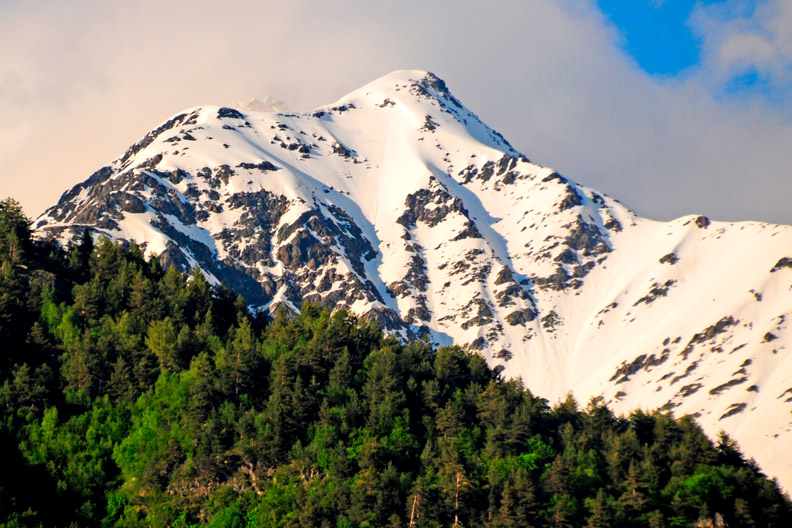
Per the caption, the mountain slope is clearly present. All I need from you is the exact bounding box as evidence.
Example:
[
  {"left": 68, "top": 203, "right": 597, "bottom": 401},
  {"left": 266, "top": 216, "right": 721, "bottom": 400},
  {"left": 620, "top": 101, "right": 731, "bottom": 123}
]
[{"left": 34, "top": 70, "right": 792, "bottom": 490}]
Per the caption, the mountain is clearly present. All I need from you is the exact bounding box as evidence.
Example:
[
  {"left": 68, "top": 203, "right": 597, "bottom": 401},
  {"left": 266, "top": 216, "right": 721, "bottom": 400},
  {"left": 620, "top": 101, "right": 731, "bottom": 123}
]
[{"left": 34, "top": 70, "right": 792, "bottom": 490}]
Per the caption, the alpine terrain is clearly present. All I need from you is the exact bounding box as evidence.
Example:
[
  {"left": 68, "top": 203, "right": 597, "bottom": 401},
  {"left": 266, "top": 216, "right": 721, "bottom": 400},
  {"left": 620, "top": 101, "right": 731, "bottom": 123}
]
[{"left": 34, "top": 70, "right": 792, "bottom": 491}]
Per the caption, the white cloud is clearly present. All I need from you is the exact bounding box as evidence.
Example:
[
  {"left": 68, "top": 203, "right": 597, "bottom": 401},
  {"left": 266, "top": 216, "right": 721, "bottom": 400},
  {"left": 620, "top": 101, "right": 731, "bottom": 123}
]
[
  {"left": 694, "top": 0, "right": 792, "bottom": 88},
  {"left": 1, "top": 0, "right": 791, "bottom": 224}
]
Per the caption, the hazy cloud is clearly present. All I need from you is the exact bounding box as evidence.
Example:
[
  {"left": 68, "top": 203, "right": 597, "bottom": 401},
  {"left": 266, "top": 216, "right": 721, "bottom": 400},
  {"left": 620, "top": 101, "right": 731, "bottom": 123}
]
[
  {"left": 1, "top": 0, "right": 790, "bottom": 224},
  {"left": 694, "top": 0, "right": 792, "bottom": 89}
]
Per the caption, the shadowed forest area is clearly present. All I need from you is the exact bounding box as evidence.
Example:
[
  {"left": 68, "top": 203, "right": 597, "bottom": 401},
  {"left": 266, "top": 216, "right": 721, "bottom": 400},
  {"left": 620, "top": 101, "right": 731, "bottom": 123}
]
[{"left": 1, "top": 197, "right": 790, "bottom": 527}]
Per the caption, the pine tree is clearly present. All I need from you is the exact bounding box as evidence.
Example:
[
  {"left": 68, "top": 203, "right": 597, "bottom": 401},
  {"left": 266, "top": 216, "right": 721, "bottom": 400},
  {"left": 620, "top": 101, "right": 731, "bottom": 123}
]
[
  {"left": 68, "top": 228, "right": 94, "bottom": 281},
  {"left": 146, "top": 317, "right": 179, "bottom": 373},
  {"left": 108, "top": 356, "right": 135, "bottom": 404},
  {"left": 620, "top": 460, "right": 650, "bottom": 516},
  {"left": 62, "top": 330, "right": 101, "bottom": 403},
  {"left": 586, "top": 489, "right": 614, "bottom": 528},
  {"left": 0, "top": 198, "right": 31, "bottom": 265}
]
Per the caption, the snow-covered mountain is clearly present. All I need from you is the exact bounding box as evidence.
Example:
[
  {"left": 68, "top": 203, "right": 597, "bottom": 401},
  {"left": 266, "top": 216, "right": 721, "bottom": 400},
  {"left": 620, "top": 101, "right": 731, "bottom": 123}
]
[{"left": 34, "top": 70, "right": 792, "bottom": 490}]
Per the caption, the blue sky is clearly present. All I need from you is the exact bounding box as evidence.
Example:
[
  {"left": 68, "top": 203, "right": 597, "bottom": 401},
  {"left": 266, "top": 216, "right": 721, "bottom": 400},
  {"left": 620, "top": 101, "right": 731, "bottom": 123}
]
[
  {"left": 596, "top": 0, "right": 784, "bottom": 99},
  {"left": 597, "top": 0, "right": 714, "bottom": 76}
]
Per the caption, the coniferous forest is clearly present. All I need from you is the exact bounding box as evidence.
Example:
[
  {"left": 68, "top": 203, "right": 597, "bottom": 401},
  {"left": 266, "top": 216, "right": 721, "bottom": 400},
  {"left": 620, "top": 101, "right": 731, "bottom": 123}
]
[{"left": 1, "top": 197, "right": 791, "bottom": 527}]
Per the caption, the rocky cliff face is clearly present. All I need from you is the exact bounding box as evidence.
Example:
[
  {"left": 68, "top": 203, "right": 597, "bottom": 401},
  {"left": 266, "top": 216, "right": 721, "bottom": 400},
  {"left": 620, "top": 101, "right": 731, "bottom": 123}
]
[{"left": 35, "top": 70, "right": 792, "bottom": 490}]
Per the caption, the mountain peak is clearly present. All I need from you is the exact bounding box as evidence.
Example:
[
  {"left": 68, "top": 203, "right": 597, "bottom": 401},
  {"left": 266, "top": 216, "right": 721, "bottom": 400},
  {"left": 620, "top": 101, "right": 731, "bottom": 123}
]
[
  {"left": 329, "top": 69, "right": 458, "bottom": 109},
  {"left": 32, "top": 71, "right": 792, "bottom": 491},
  {"left": 321, "top": 69, "right": 515, "bottom": 153},
  {"left": 334, "top": 69, "right": 441, "bottom": 100}
]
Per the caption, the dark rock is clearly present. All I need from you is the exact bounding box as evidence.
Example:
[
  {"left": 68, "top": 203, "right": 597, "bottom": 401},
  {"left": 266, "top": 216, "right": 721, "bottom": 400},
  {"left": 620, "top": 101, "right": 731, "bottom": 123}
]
[
  {"left": 671, "top": 360, "right": 701, "bottom": 385},
  {"left": 495, "top": 154, "right": 517, "bottom": 175},
  {"left": 542, "top": 172, "right": 566, "bottom": 184},
  {"left": 531, "top": 216, "right": 610, "bottom": 291},
  {"left": 120, "top": 111, "right": 198, "bottom": 163},
  {"left": 494, "top": 266, "right": 515, "bottom": 286},
  {"left": 633, "top": 280, "right": 676, "bottom": 306},
  {"left": 771, "top": 257, "right": 792, "bottom": 272},
  {"left": 610, "top": 354, "right": 648, "bottom": 383},
  {"left": 458, "top": 164, "right": 478, "bottom": 184},
  {"left": 237, "top": 161, "right": 279, "bottom": 172},
  {"left": 709, "top": 377, "right": 748, "bottom": 395},
  {"left": 681, "top": 316, "right": 738, "bottom": 359},
  {"left": 331, "top": 141, "right": 353, "bottom": 158},
  {"left": 402, "top": 254, "right": 430, "bottom": 292},
  {"left": 460, "top": 298, "right": 494, "bottom": 329},
  {"left": 451, "top": 221, "right": 483, "bottom": 241},
  {"left": 420, "top": 115, "right": 440, "bottom": 132},
  {"left": 565, "top": 216, "right": 610, "bottom": 257},
  {"left": 610, "top": 349, "right": 672, "bottom": 383},
  {"left": 215, "top": 165, "right": 235, "bottom": 184},
  {"left": 505, "top": 308, "right": 536, "bottom": 326},
  {"left": 417, "top": 72, "right": 462, "bottom": 107},
  {"left": 397, "top": 186, "right": 481, "bottom": 240},
  {"left": 406, "top": 306, "right": 431, "bottom": 323},
  {"left": 136, "top": 154, "right": 164, "bottom": 170},
  {"left": 108, "top": 193, "right": 146, "bottom": 214},
  {"left": 168, "top": 169, "right": 190, "bottom": 184},
  {"left": 277, "top": 230, "right": 332, "bottom": 271},
  {"left": 541, "top": 310, "right": 561, "bottom": 332},
  {"left": 329, "top": 103, "right": 355, "bottom": 113},
  {"left": 533, "top": 266, "right": 571, "bottom": 292},
  {"left": 218, "top": 107, "right": 245, "bottom": 119},
  {"left": 468, "top": 337, "right": 487, "bottom": 351},
  {"left": 571, "top": 261, "right": 596, "bottom": 278},
  {"left": 695, "top": 215, "right": 710, "bottom": 228},
  {"left": 47, "top": 166, "right": 114, "bottom": 220},
  {"left": 719, "top": 402, "right": 746, "bottom": 420},
  {"left": 478, "top": 161, "right": 495, "bottom": 182},
  {"left": 558, "top": 186, "right": 582, "bottom": 211},
  {"left": 360, "top": 305, "right": 405, "bottom": 332},
  {"left": 495, "top": 282, "right": 523, "bottom": 307},
  {"left": 502, "top": 171, "right": 518, "bottom": 185},
  {"left": 184, "top": 184, "right": 201, "bottom": 199},
  {"left": 555, "top": 248, "right": 578, "bottom": 265},
  {"left": 220, "top": 190, "right": 289, "bottom": 268},
  {"left": 678, "top": 383, "right": 703, "bottom": 397}
]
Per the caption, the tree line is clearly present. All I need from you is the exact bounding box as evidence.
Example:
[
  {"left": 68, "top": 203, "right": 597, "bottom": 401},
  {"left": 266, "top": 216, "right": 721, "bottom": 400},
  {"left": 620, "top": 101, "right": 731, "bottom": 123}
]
[{"left": 1, "top": 198, "right": 790, "bottom": 527}]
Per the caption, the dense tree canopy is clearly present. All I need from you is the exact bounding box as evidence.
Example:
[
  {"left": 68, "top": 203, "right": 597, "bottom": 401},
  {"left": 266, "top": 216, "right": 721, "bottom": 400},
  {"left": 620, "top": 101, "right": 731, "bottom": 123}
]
[{"left": 1, "top": 197, "right": 790, "bottom": 527}]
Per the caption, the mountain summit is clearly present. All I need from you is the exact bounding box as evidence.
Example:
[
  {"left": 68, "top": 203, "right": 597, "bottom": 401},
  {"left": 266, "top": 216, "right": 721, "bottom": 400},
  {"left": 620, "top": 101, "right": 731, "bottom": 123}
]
[{"left": 34, "top": 70, "right": 792, "bottom": 489}]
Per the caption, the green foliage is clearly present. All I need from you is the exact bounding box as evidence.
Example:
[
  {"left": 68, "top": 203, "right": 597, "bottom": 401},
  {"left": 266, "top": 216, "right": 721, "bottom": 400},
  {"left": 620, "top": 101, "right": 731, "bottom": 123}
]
[
  {"left": 0, "top": 198, "right": 790, "bottom": 527},
  {"left": 0, "top": 199, "right": 31, "bottom": 265}
]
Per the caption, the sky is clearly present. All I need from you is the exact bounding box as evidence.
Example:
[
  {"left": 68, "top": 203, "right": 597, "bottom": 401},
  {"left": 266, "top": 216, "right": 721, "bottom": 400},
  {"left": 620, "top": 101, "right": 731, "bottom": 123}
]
[{"left": 1, "top": 0, "right": 791, "bottom": 224}]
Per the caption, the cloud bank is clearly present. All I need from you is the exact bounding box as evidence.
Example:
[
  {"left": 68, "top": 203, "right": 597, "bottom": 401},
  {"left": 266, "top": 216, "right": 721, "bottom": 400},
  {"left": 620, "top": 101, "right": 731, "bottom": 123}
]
[
  {"left": 1, "top": 0, "right": 790, "bottom": 224},
  {"left": 694, "top": 0, "right": 792, "bottom": 91}
]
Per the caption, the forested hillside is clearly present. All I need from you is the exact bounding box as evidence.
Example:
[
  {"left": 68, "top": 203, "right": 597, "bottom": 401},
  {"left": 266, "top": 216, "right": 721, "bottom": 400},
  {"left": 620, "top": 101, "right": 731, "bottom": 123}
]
[{"left": 1, "top": 197, "right": 790, "bottom": 527}]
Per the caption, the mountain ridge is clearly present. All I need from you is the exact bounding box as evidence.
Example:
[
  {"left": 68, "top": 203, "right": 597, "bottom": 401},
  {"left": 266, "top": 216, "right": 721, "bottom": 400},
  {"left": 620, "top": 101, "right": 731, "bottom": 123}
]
[{"left": 33, "top": 69, "right": 792, "bottom": 490}]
